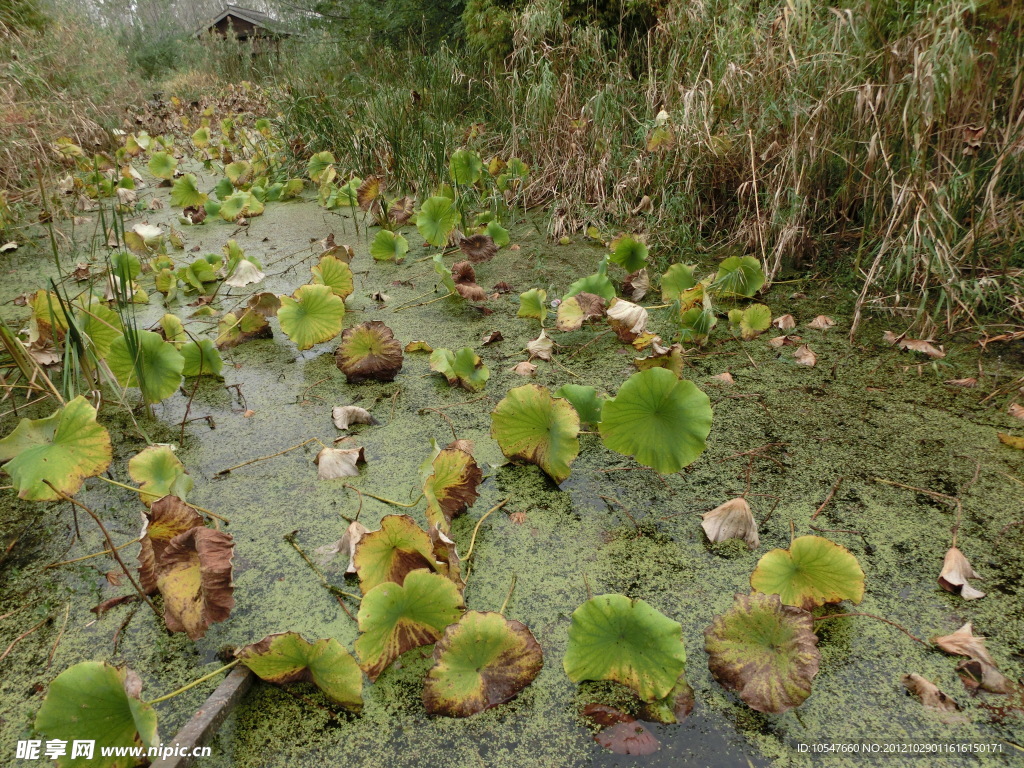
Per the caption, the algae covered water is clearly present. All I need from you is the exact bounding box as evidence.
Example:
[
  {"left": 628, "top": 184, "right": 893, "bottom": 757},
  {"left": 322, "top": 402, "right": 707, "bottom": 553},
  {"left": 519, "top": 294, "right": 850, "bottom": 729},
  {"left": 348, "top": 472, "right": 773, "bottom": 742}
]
[{"left": 0, "top": 175, "right": 1022, "bottom": 768}]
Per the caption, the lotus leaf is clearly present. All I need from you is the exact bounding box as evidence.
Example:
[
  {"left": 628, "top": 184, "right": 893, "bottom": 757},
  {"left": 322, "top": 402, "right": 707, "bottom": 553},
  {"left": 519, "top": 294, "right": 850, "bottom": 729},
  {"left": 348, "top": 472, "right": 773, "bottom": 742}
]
[
  {"left": 216, "top": 309, "right": 272, "bottom": 349},
  {"left": 485, "top": 220, "right": 510, "bottom": 247},
  {"left": 750, "top": 535, "right": 865, "bottom": 609},
  {"left": 354, "top": 514, "right": 438, "bottom": 594},
  {"left": 417, "top": 196, "right": 459, "bottom": 247},
  {"left": 517, "top": 288, "right": 547, "bottom": 323},
  {"left": 335, "top": 321, "right": 404, "bottom": 383},
  {"left": 278, "top": 284, "right": 345, "bottom": 350},
  {"left": 355, "top": 569, "right": 464, "bottom": 680},
  {"left": 728, "top": 304, "right": 772, "bottom": 340},
  {"left": 459, "top": 234, "right": 497, "bottom": 263},
  {"left": 310, "top": 255, "right": 354, "bottom": 299},
  {"left": 181, "top": 339, "right": 223, "bottom": 378},
  {"left": 154, "top": 526, "right": 234, "bottom": 640},
  {"left": 0, "top": 396, "right": 111, "bottom": 501},
  {"left": 424, "top": 611, "right": 543, "bottom": 717},
  {"left": 236, "top": 633, "right": 362, "bottom": 711},
  {"left": 170, "top": 174, "right": 207, "bottom": 208},
  {"left": 307, "top": 151, "right": 336, "bottom": 184},
  {"left": 609, "top": 235, "right": 648, "bottom": 273},
  {"left": 138, "top": 495, "right": 205, "bottom": 593},
  {"left": 128, "top": 445, "right": 192, "bottom": 507},
  {"left": 553, "top": 384, "right": 603, "bottom": 426},
  {"left": 712, "top": 256, "right": 765, "bottom": 298},
  {"left": 563, "top": 593, "right": 686, "bottom": 702},
  {"left": 660, "top": 263, "right": 696, "bottom": 301},
  {"left": 430, "top": 347, "right": 489, "bottom": 392},
  {"left": 704, "top": 592, "right": 819, "bottom": 713},
  {"left": 449, "top": 149, "right": 484, "bottom": 185},
  {"left": 678, "top": 306, "right": 717, "bottom": 344},
  {"left": 599, "top": 368, "right": 712, "bottom": 473},
  {"left": 107, "top": 330, "right": 184, "bottom": 403},
  {"left": 370, "top": 230, "right": 409, "bottom": 262},
  {"left": 34, "top": 662, "right": 158, "bottom": 768},
  {"left": 147, "top": 151, "right": 177, "bottom": 180},
  {"left": 423, "top": 445, "right": 482, "bottom": 530},
  {"left": 491, "top": 384, "right": 580, "bottom": 483}
]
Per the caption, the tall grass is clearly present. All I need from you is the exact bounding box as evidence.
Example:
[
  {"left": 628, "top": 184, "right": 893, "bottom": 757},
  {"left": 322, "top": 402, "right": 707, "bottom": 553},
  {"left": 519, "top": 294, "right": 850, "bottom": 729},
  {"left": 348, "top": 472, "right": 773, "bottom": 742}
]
[{"left": 269, "top": 0, "right": 1024, "bottom": 331}]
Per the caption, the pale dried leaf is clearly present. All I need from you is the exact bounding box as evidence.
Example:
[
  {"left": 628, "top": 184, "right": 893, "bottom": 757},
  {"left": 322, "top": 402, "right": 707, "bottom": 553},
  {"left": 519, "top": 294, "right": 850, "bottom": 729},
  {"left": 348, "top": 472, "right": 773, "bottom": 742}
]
[
  {"left": 316, "top": 520, "right": 369, "bottom": 572},
  {"left": 527, "top": 330, "right": 554, "bottom": 361},
  {"left": 1008, "top": 403, "right": 1024, "bottom": 420},
  {"left": 623, "top": 269, "right": 649, "bottom": 301},
  {"left": 773, "top": 314, "right": 796, "bottom": 330},
  {"left": 955, "top": 659, "right": 1016, "bottom": 694},
  {"left": 332, "top": 406, "right": 376, "bottom": 431},
  {"left": 945, "top": 378, "right": 978, "bottom": 388},
  {"left": 710, "top": 372, "right": 734, "bottom": 385},
  {"left": 932, "top": 623, "right": 994, "bottom": 665},
  {"left": 793, "top": 345, "right": 816, "bottom": 367},
  {"left": 938, "top": 547, "right": 985, "bottom": 600},
  {"left": 314, "top": 447, "right": 366, "bottom": 479},
  {"left": 701, "top": 498, "right": 759, "bottom": 550},
  {"left": 607, "top": 298, "right": 648, "bottom": 341},
  {"left": 510, "top": 361, "right": 537, "bottom": 377},
  {"left": 902, "top": 674, "right": 960, "bottom": 712},
  {"left": 807, "top": 315, "right": 835, "bottom": 330}
]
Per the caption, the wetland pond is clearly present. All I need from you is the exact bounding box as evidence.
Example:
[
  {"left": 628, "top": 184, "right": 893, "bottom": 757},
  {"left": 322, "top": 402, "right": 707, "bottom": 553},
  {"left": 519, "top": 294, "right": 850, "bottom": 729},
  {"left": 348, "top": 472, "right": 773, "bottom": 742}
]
[{"left": 1, "top": 157, "right": 1022, "bottom": 768}]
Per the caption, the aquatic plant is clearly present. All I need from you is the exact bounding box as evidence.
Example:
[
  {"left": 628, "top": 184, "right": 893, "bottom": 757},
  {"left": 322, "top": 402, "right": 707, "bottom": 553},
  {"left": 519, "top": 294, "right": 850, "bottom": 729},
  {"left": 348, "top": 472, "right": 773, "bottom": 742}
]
[
  {"left": 491, "top": 384, "right": 580, "bottom": 484},
  {"left": 749, "top": 536, "right": 865, "bottom": 610},
  {"left": 278, "top": 284, "right": 345, "bottom": 350}
]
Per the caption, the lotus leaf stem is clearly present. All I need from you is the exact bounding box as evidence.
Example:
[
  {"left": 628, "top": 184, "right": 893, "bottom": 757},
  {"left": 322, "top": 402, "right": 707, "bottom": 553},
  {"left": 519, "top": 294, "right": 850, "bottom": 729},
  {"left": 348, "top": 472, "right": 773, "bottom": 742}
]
[
  {"left": 349, "top": 486, "right": 423, "bottom": 508},
  {"left": 215, "top": 437, "right": 322, "bottom": 476},
  {"left": 146, "top": 660, "right": 240, "bottom": 705},
  {"left": 463, "top": 497, "right": 511, "bottom": 563},
  {"left": 499, "top": 574, "right": 517, "bottom": 615},
  {"left": 813, "top": 612, "right": 930, "bottom": 649},
  {"left": 93, "top": 476, "right": 229, "bottom": 523},
  {"left": 44, "top": 539, "right": 137, "bottom": 569}
]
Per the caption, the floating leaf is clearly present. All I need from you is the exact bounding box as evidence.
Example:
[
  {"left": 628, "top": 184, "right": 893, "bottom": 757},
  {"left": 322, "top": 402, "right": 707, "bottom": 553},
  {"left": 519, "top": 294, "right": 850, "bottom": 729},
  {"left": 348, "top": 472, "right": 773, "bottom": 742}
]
[
  {"left": 517, "top": 288, "right": 547, "bottom": 323},
  {"left": 932, "top": 623, "right": 995, "bottom": 666},
  {"left": 883, "top": 331, "right": 946, "bottom": 359},
  {"left": 311, "top": 255, "right": 354, "bottom": 299},
  {"left": 159, "top": 313, "right": 187, "bottom": 347},
  {"left": 405, "top": 340, "right": 433, "bottom": 353},
  {"left": 128, "top": 446, "right": 192, "bottom": 507},
  {"left": 702, "top": 498, "right": 759, "bottom": 550},
  {"left": 430, "top": 347, "right": 489, "bottom": 392},
  {"left": 634, "top": 342, "right": 685, "bottom": 377},
  {"left": 34, "top": 662, "right": 159, "bottom": 768},
  {"left": 155, "top": 527, "right": 234, "bottom": 640},
  {"left": 623, "top": 268, "right": 649, "bottom": 301},
  {"left": 147, "top": 151, "right": 177, "bottom": 180},
  {"left": 317, "top": 520, "right": 369, "bottom": 573},
  {"left": 237, "top": 633, "right": 362, "bottom": 711},
  {"left": 423, "top": 445, "right": 482, "bottom": 530},
  {"left": 170, "top": 174, "right": 207, "bottom": 208},
  {"left": 355, "top": 569, "right": 464, "bottom": 680},
  {"left": 526, "top": 330, "right": 554, "bottom": 361},
  {"left": 181, "top": 339, "right": 223, "bottom": 378},
  {"left": 793, "top": 344, "right": 817, "bottom": 366},
  {"left": 307, "top": 151, "right": 336, "bottom": 184},
  {"left": 712, "top": 256, "right": 764, "bottom": 297},
  {"left": 902, "top": 674, "right": 960, "bottom": 712},
  {"left": 73, "top": 295, "right": 123, "bottom": 358},
  {"left": 459, "top": 234, "right": 497, "bottom": 263},
  {"left": 773, "top": 314, "right": 796, "bottom": 330},
  {"left": 224, "top": 258, "right": 265, "bottom": 288},
  {"left": 704, "top": 592, "right": 820, "bottom": 713},
  {"left": 354, "top": 514, "right": 438, "bottom": 594},
  {"left": 424, "top": 611, "right": 543, "bottom": 717},
  {"left": 485, "top": 220, "right": 510, "bottom": 247},
  {"left": 417, "top": 196, "right": 459, "bottom": 247},
  {"left": 599, "top": 368, "right": 712, "bottom": 474},
  {"left": 332, "top": 405, "right": 376, "bottom": 430},
  {"left": 750, "top": 535, "right": 865, "bottom": 609},
  {"left": 609, "top": 235, "right": 648, "bottom": 273},
  {"left": 660, "top": 264, "right": 696, "bottom": 301},
  {"left": 370, "top": 230, "right": 409, "bottom": 262},
  {"left": 566, "top": 258, "right": 616, "bottom": 300},
  {"left": 556, "top": 292, "right": 605, "bottom": 332},
  {"left": 510, "top": 361, "right": 537, "bottom": 376},
  {"left": 216, "top": 309, "right": 272, "bottom": 349},
  {"left": 225, "top": 160, "right": 252, "bottom": 187},
  {"left": 553, "top": 384, "right": 603, "bottom": 426},
  {"left": 138, "top": 495, "right": 204, "bottom": 593},
  {"left": 997, "top": 433, "right": 1024, "bottom": 451},
  {"left": 356, "top": 175, "right": 381, "bottom": 211},
  {"left": 314, "top": 446, "right": 365, "bottom": 479},
  {"left": 807, "top": 315, "right": 835, "bottom": 330},
  {"left": 335, "top": 321, "right": 404, "bottom": 383},
  {"left": 449, "top": 149, "right": 484, "bottom": 185},
  {"left": 0, "top": 396, "right": 111, "bottom": 501},
  {"left": 491, "top": 384, "right": 580, "bottom": 484},
  {"left": 582, "top": 705, "right": 660, "bottom": 755},
  {"left": 107, "top": 330, "right": 184, "bottom": 403},
  {"left": 728, "top": 304, "right": 772, "bottom": 340},
  {"left": 278, "top": 284, "right": 345, "bottom": 350},
  {"left": 606, "top": 298, "right": 648, "bottom": 341},
  {"left": 563, "top": 593, "right": 686, "bottom": 702},
  {"left": 938, "top": 546, "right": 986, "bottom": 600},
  {"left": 678, "top": 306, "right": 717, "bottom": 345},
  {"left": 639, "top": 675, "right": 695, "bottom": 725}
]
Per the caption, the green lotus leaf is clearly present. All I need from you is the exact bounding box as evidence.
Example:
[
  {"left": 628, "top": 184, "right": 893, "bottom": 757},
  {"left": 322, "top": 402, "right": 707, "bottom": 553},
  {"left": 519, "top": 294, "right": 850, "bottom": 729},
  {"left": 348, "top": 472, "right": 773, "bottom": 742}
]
[
  {"left": 424, "top": 611, "right": 543, "bottom": 717},
  {"left": 191, "top": 126, "right": 211, "bottom": 148},
  {"left": 155, "top": 268, "right": 178, "bottom": 297},
  {"left": 107, "top": 330, "right": 184, "bottom": 403},
  {"left": 517, "top": 288, "right": 547, "bottom": 323},
  {"left": 225, "top": 160, "right": 252, "bottom": 187},
  {"left": 490, "top": 384, "right": 580, "bottom": 484},
  {"left": 128, "top": 445, "right": 192, "bottom": 507},
  {"left": 609, "top": 235, "right": 648, "bottom": 273},
  {"left": 216, "top": 309, "right": 272, "bottom": 349},
  {"left": 335, "top": 321, "right": 403, "bottom": 383},
  {"left": 236, "top": 632, "right": 362, "bottom": 711},
  {"left": 599, "top": 367, "right": 712, "bottom": 474},
  {"left": 159, "top": 313, "right": 187, "bottom": 347},
  {"left": 449, "top": 149, "right": 484, "bottom": 186},
  {"left": 278, "top": 284, "right": 345, "bottom": 350},
  {"left": 750, "top": 535, "right": 865, "bottom": 610},
  {"left": 181, "top": 339, "right": 223, "bottom": 378},
  {"left": 728, "top": 304, "right": 772, "bottom": 341},
  {"left": 307, "top": 151, "right": 336, "bottom": 184},
  {"left": 354, "top": 514, "right": 438, "bottom": 594},
  {"left": 423, "top": 445, "right": 482, "bottom": 531},
  {"left": 177, "top": 256, "right": 219, "bottom": 292},
  {"left": 553, "top": 384, "right": 603, "bottom": 426},
  {"left": 432, "top": 253, "right": 457, "bottom": 294},
  {"left": 565, "top": 257, "right": 616, "bottom": 300},
  {"left": 712, "top": 256, "right": 765, "bottom": 298},
  {"left": 704, "top": 592, "right": 820, "bottom": 713},
  {"left": 154, "top": 527, "right": 234, "bottom": 640},
  {"left": 485, "top": 220, "right": 510, "bottom": 248},
  {"left": 310, "top": 254, "right": 354, "bottom": 299},
  {"left": 660, "top": 263, "right": 696, "bottom": 301},
  {"left": 147, "top": 151, "right": 177, "bottom": 180},
  {"left": 281, "top": 178, "right": 304, "bottom": 199},
  {"left": 34, "top": 662, "right": 158, "bottom": 768},
  {"left": 337, "top": 177, "right": 362, "bottom": 207},
  {"left": 678, "top": 306, "right": 717, "bottom": 345},
  {"left": 355, "top": 569, "right": 464, "bottom": 681},
  {"left": 0, "top": 396, "right": 112, "bottom": 501},
  {"left": 417, "top": 196, "right": 459, "bottom": 247},
  {"left": 169, "top": 173, "right": 207, "bottom": 208},
  {"left": 110, "top": 250, "right": 142, "bottom": 282},
  {"left": 640, "top": 675, "right": 696, "bottom": 724},
  {"left": 219, "top": 190, "right": 264, "bottom": 221},
  {"left": 370, "top": 229, "right": 409, "bottom": 262},
  {"left": 563, "top": 593, "right": 686, "bottom": 702},
  {"left": 429, "top": 347, "right": 489, "bottom": 392},
  {"left": 211, "top": 178, "right": 233, "bottom": 202},
  {"left": 72, "top": 295, "right": 122, "bottom": 358}
]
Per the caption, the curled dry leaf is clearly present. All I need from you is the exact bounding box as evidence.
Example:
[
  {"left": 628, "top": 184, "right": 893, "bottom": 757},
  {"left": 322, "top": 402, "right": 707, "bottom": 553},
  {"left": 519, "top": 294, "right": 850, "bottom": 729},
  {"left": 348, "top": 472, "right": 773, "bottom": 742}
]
[
  {"left": 768, "top": 335, "right": 801, "bottom": 348},
  {"left": 388, "top": 196, "right": 416, "bottom": 226},
  {"left": 883, "top": 331, "right": 945, "bottom": 359},
  {"left": 702, "top": 497, "right": 760, "bottom": 550},
  {"left": 710, "top": 372, "right": 734, "bottom": 385},
  {"left": 623, "top": 269, "right": 649, "bottom": 301},
  {"left": 459, "top": 234, "right": 498, "bottom": 263},
  {"left": 1008, "top": 403, "right": 1024, "bottom": 420},
  {"left": 806, "top": 315, "right": 835, "bottom": 330},
  {"left": 946, "top": 378, "right": 978, "bottom": 388},
  {"left": 793, "top": 345, "right": 817, "bottom": 367},
  {"left": 773, "top": 314, "right": 796, "bottom": 330},
  {"left": 155, "top": 527, "right": 235, "bottom": 640},
  {"left": 932, "top": 623, "right": 994, "bottom": 666},
  {"left": 246, "top": 292, "right": 281, "bottom": 318},
  {"left": 405, "top": 340, "right": 433, "bottom": 353},
  {"left": 902, "top": 674, "right": 960, "bottom": 712},
  {"left": 955, "top": 659, "right": 1016, "bottom": 694},
  {"left": 314, "top": 446, "right": 366, "bottom": 479},
  {"left": 316, "top": 520, "right": 369, "bottom": 573},
  {"left": 332, "top": 405, "right": 377, "bottom": 431},
  {"left": 138, "top": 495, "right": 205, "bottom": 594},
  {"left": 492, "top": 282, "right": 513, "bottom": 294},
  {"left": 451, "top": 260, "right": 487, "bottom": 301},
  {"left": 581, "top": 705, "right": 660, "bottom": 756},
  {"left": 455, "top": 282, "right": 488, "bottom": 301},
  {"left": 527, "top": 331, "right": 554, "bottom": 361},
  {"left": 481, "top": 330, "right": 503, "bottom": 345},
  {"left": 335, "top": 321, "right": 404, "bottom": 383},
  {"left": 511, "top": 361, "right": 537, "bottom": 377},
  {"left": 938, "top": 547, "right": 985, "bottom": 599},
  {"left": 606, "top": 298, "right": 648, "bottom": 342}
]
